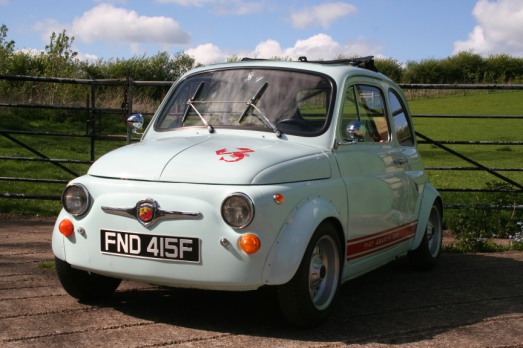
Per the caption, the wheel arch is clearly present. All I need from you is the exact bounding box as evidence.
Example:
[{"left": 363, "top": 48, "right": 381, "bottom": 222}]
[
  {"left": 262, "top": 197, "right": 345, "bottom": 285},
  {"left": 411, "top": 184, "right": 443, "bottom": 250}
]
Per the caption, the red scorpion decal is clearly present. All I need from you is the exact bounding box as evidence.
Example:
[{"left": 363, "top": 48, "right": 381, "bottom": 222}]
[{"left": 216, "top": 148, "right": 255, "bottom": 162}]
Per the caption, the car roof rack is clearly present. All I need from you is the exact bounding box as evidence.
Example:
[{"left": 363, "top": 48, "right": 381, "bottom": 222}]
[{"left": 240, "top": 56, "right": 378, "bottom": 72}]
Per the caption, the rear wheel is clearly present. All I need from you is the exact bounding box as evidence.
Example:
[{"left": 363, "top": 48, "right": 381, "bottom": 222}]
[
  {"left": 277, "top": 222, "right": 342, "bottom": 328},
  {"left": 408, "top": 203, "right": 443, "bottom": 271},
  {"left": 55, "top": 257, "right": 121, "bottom": 300}
]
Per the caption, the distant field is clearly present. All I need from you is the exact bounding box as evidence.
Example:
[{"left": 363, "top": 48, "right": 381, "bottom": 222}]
[
  {"left": 0, "top": 90, "right": 522, "bottom": 217},
  {"left": 408, "top": 90, "right": 523, "bottom": 189}
]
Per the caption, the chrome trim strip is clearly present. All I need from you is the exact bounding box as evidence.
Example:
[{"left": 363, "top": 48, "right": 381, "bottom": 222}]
[
  {"left": 101, "top": 205, "right": 202, "bottom": 224},
  {"left": 101, "top": 206, "right": 135, "bottom": 218}
]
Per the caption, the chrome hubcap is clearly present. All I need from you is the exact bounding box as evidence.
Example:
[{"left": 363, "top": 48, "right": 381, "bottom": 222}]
[
  {"left": 427, "top": 207, "right": 442, "bottom": 257},
  {"left": 308, "top": 235, "right": 340, "bottom": 310}
]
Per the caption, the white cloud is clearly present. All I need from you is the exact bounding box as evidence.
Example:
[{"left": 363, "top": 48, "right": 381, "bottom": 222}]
[
  {"left": 186, "top": 33, "right": 382, "bottom": 65},
  {"left": 32, "top": 19, "right": 68, "bottom": 43},
  {"left": 454, "top": 0, "right": 523, "bottom": 56},
  {"left": 76, "top": 52, "right": 99, "bottom": 62},
  {"left": 71, "top": 3, "right": 190, "bottom": 45},
  {"left": 291, "top": 2, "right": 357, "bottom": 29},
  {"left": 185, "top": 43, "right": 229, "bottom": 64},
  {"left": 253, "top": 39, "right": 283, "bottom": 59}
]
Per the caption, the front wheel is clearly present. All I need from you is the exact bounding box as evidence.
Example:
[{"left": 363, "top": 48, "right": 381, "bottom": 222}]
[
  {"left": 408, "top": 203, "right": 443, "bottom": 271},
  {"left": 55, "top": 257, "right": 121, "bottom": 301},
  {"left": 277, "top": 222, "right": 342, "bottom": 328}
]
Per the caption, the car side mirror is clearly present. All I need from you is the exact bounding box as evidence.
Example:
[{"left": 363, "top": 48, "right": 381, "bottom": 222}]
[
  {"left": 127, "top": 113, "right": 144, "bottom": 134},
  {"left": 344, "top": 120, "right": 363, "bottom": 143},
  {"left": 126, "top": 113, "right": 144, "bottom": 144}
]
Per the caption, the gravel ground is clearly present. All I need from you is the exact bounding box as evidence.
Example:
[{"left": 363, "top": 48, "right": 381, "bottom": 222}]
[{"left": 2, "top": 218, "right": 523, "bottom": 347}]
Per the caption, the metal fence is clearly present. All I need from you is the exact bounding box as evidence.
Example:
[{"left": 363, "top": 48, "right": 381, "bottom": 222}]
[
  {"left": 0, "top": 74, "right": 171, "bottom": 201},
  {"left": 0, "top": 75, "right": 521, "bottom": 211},
  {"left": 399, "top": 83, "right": 523, "bottom": 211}
]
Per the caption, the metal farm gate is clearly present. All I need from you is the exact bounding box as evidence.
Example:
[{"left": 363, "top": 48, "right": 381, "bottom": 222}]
[{"left": 0, "top": 74, "right": 522, "bottom": 211}]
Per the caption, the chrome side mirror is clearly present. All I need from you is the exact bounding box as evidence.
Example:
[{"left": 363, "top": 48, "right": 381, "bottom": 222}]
[
  {"left": 127, "top": 113, "right": 144, "bottom": 134},
  {"left": 344, "top": 120, "right": 363, "bottom": 143}
]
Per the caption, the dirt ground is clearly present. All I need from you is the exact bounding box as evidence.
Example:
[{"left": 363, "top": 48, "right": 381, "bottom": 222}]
[{"left": 2, "top": 218, "right": 523, "bottom": 348}]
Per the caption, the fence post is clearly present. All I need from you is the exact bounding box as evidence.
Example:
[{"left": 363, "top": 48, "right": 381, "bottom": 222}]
[
  {"left": 89, "top": 83, "right": 96, "bottom": 162},
  {"left": 124, "top": 77, "right": 134, "bottom": 144}
]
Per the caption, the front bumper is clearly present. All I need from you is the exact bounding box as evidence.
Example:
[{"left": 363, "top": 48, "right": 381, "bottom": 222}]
[{"left": 52, "top": 176, "right": 288, "bottom": 291}]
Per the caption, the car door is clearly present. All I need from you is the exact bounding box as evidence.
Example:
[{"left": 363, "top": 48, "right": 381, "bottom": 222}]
[{"left": 334, "top": 80, "right": 418, "bottom": 278}]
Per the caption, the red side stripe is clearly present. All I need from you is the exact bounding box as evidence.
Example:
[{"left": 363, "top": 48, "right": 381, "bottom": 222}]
[{"left": 346, "top": 221, "right": 417, "bottom": 260}]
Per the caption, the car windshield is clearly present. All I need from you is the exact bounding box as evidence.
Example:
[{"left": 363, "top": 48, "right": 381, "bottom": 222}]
[{"left": 155, "top": 68, "right": 333, "bottom": 136}]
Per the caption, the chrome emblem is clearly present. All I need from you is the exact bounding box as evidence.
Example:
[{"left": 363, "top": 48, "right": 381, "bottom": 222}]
[
  {"left": 136, "top": 200, "right": 157, "bottom": 226},
  {"left": 102, "top": 199, "right": 202, "bottom": 228}
]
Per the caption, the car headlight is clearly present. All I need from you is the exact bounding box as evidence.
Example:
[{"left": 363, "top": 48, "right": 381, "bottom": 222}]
[
  {"left": 62, "top": 184, "right": 90, "bottom": 216},
  {"left": 221, "top": 193, "right": 254, "bottom": 228}
]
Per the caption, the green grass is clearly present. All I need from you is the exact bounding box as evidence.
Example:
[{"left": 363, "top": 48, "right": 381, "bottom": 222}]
[
  {"left": 38, "top": 260, "right": 56, "bottom": 270},
  {"left": 0, "top": 90, "right": 522, "bottom": 222},
  {"left": 0, "top": 110, "right": 130, "bottom": 216},
  {"left": 407, "top": 90, "right": 523, "bottom": 115},
  {"left": 409, "top": 91, "right": 523, "bottom": 190},
  {"left": 407, "top": 90, "right": 523, "bottom": 244}
]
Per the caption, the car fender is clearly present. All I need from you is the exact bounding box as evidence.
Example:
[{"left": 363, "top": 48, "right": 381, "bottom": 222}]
[
  {"left": 262, "top": 196, "right": 342, "bottom": 285},
  {"left": 51, "top": 212, "right": 68, "bottom": 260},
  {"left": 410, "top": 184, "right": 442, "bottom": 250}
]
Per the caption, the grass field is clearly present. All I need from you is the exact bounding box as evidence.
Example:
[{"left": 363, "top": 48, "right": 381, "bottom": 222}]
[
  {"left": 407, "top": 91, "right": 523, "bottom": 244},
  {"left": 409, "top": 91, "right": 523, "bottom": 189},
  {"left": 1, "top": 90, "right": 522, "bottom": 238}
]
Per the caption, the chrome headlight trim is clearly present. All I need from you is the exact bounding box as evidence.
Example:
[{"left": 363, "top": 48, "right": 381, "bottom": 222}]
[
  {"left": 62, "top": 184, "right": 90, "bottom": 217},
  {"left": 221, "top": 193, "right": 255, "bottom": 229}
]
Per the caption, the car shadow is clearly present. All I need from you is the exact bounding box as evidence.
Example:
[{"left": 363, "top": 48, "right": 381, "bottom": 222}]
[{"left": 94, "top": 252, "right": 523, "bottom": 345}]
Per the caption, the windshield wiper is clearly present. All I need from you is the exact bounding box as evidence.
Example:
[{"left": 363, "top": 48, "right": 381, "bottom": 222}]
[
  {"left": 238, "top": 82, "right": 282, "bottom": 138},
  {"left": 182, "top": 82, "right": 214, "bottom": 134}
]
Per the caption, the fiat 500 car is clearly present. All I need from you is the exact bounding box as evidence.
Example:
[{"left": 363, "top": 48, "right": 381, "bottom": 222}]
[{"left": 53, "top": 56, "right": 443, "bottom": 328}]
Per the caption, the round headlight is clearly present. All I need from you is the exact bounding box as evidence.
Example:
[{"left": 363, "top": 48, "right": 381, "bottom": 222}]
[
  {"left": 62, "top": 184, "right": 90, "bottom": 216},
  {"left": 221, "top": 193, "right": 254, "bottom": 229}
]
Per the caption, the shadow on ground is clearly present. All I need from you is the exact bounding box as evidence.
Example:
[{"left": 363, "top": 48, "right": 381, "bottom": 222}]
[{"left": 90, "top": 252, "right": 523, "bottom": 345}]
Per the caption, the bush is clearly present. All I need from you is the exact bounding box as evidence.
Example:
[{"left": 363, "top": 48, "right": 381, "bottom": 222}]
[{"left": 444, "top": 182, "right": 522, "bottom": 252}]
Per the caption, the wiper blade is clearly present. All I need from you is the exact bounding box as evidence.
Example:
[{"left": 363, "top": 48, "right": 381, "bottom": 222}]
[
  {"left": 182, "top": 82, "right": 214, "bottom": 133},
  {"left": 239, "top": 82, "right": 267, "bottom": 123},
  {"left": 238, "top": 82, "right": 282, "bottom": 138},
  {"left": 186, "top": 100, "right": 214, "bottom": 133}
]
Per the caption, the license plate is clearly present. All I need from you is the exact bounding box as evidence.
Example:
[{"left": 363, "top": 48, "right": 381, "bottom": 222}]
[{"left": 101, "top": 230, "right": 200, "bottom": 263}]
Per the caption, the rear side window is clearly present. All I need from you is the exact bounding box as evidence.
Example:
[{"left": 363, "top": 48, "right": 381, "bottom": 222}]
[
  {"left": 389, "top": 90, "right": 414, "bottom": 146},
  {"left": 341, "top": 84, "right": 389, "bottom": 143}
]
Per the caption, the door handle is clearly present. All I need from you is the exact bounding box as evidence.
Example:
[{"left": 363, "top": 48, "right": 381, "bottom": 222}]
[{"left": 393, "top": 158, "right": 407, "bottom": 166}]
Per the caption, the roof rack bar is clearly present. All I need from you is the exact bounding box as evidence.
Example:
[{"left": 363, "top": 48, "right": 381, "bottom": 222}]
[{"left": 240, "top": 56, "right": 377, "bottom": 72}]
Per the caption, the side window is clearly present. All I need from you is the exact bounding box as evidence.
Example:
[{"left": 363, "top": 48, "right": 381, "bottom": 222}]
[
  {"left": 296, "top": 88, "right": 329, "bottom": 131},
  {"left": 341, "top": 84, "right": 389, "bottom": 143},
  {"left": 389, "top": 90, "right": 414, "bottom": 146}
]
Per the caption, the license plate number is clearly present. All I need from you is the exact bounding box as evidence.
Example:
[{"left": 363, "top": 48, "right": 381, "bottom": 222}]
[{"left": 101, "top": 230, "right": 200, "bottom": 263}]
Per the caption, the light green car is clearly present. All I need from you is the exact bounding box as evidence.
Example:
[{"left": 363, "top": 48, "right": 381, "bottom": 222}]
[{"left": 53, "top": 57, "right": 442, "bottom": 328}]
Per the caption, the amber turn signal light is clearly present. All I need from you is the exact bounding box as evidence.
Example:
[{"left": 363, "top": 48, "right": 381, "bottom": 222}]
[
  {"left": 238, "top": 233, "right": 261, "bottom": 254},
  {"left": 273, "top": 193, "right": 284, "bottom": 204},
  {"left": 58, "top": 219, "right": 74, "bottom": 237}
]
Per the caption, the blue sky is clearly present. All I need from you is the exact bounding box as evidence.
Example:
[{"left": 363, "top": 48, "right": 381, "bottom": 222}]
[{"left": 1, "top": 0, "right": 522, "bottom": 65}]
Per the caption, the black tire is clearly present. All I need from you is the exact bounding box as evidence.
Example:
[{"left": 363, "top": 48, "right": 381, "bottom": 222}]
[
  {"left": 408, "top": 203, "right": 443, "bottom": 271},
  {"left": 55, "top": 257, "right": 121, "bottom": 301},
  {"left": 277, "top": 222, "right": 342, "bottom": 328}
]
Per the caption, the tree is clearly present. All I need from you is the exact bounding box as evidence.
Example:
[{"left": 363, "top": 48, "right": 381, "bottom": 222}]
[
  {"left": 0, "top": 24, "right": 15, "bottom": 73},
  {"left": 42, "top": 30, "right": 78, "bottom": 77},
  {"left": 375, "top": 58, "right": 403, "bottom": 82}
]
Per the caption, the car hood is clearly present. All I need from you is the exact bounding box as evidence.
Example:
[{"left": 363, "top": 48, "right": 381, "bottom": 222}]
[{"left": 88, "top": 135, "right": 331, "bottom": 185}]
